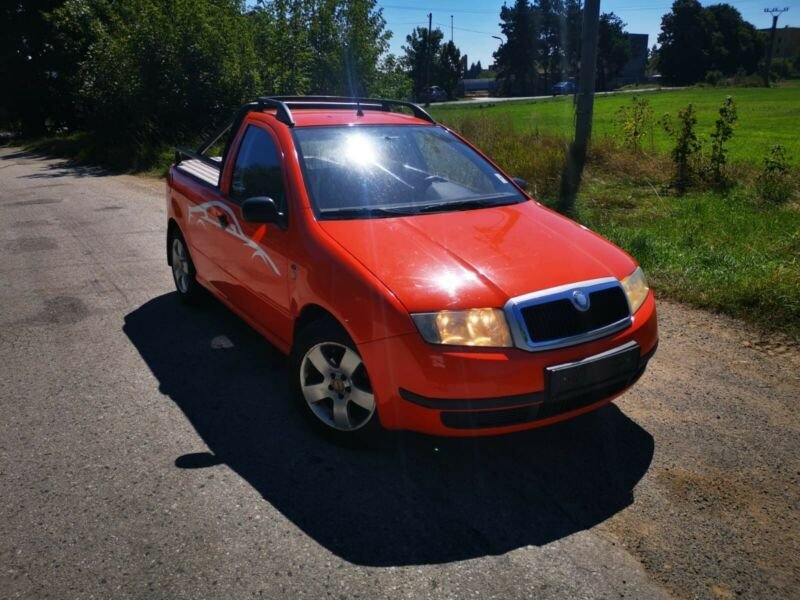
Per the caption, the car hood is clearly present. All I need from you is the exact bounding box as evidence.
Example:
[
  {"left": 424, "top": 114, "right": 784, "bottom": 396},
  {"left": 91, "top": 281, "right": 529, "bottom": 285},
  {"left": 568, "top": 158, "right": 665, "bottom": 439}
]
[{"left": 317, "top": 200, "right": 637, "bottom": 312}]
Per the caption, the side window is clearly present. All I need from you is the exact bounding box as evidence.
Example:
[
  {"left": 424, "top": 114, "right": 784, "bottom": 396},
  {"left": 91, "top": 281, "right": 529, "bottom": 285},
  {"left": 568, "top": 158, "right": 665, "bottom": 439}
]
[{"left": 230, "top": 126, "right": 286, "bottom": 211}]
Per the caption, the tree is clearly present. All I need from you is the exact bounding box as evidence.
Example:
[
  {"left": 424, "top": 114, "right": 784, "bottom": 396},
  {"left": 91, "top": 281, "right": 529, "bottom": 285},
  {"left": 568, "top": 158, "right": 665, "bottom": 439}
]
[
  {"left": 402, "top": 26, "right": 444, "bottom": 100},
  {"left": 493, "top": 0, "right": 538, "bottom": 95},
  {"left": 657, "top": 0, "right": 713, "bottom": 84},
  {"left": 437, "top": 40, "right": 464, "bottom": 97},
  {"left": 257, "top": 0, "right": 391, "bottom": 96},
  {"left": 466, "top": 60, "right": 483, "bottom": 79},
  {"left": 564, "top": 0, "right": 583, "bottom": 78},
  {"left": 646, "top": 44, "right": 660, "bottom": 76},
  {"left": 493, "top": 0, "right": 588, "bottom": 95},
  {"left": 255, "top": 0, "right": 313, "bottom": 95},
  {"left": 535, "top": 0, "right": 566, "bottom": 87},
  {"left": 371, "top": 54, "right": 412, "bottom": 100},
  {"left": 705, "top": 3, "right": 763, "bottom": 76},
  {"left": 0, "top": 0, "right": 73, "bottom": 133},
  {"left": 657, "top": 0, "right": 763, "bottom": 84},
  {"left": 401, "top": 27, "right": 464, "bottom": 99},
  {"left": 336, "top": 0, "right": 392, "bottom": 96},
  {"left": 596, "top": 12, "right": 630, "bottom": 91}
]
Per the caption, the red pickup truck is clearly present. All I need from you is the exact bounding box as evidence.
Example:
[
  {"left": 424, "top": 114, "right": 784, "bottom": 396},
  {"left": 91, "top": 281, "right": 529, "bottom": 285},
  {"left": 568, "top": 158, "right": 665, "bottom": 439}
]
[{"left": 166, "top": 96, "right": 657, "bottom": 441}]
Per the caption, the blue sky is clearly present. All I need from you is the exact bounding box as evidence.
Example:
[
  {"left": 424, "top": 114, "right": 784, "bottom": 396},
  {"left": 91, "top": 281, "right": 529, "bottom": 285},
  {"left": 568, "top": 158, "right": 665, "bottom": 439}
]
[{"left": 380, "top": 0, "right": 800, "bottom": 67}]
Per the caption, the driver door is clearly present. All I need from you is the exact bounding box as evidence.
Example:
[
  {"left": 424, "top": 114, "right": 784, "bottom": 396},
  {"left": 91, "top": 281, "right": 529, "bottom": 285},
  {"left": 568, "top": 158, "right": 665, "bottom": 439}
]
[{"left": 214, "top": 123, "right": 293, "bottom": 345}]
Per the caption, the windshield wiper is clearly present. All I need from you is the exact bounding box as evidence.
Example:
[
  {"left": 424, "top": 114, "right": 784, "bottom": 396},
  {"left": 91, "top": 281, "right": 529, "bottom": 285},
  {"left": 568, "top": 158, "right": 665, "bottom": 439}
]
[
  {"left": 414, "top": 194, "right": 521, "bottom": 214},
  {"left": 319, "top": 206, "right": 416, "bottom": 219}
]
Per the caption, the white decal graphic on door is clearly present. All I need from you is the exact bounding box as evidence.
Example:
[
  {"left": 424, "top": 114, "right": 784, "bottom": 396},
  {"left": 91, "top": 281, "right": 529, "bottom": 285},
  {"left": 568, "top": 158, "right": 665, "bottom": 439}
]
[{"left": 188, "top": 201, "right": 281, "bottom": 275}]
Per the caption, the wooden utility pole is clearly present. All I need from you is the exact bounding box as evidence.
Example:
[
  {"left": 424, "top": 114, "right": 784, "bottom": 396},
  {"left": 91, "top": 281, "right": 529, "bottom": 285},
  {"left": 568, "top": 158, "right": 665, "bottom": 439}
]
[
  {"left": 763, "top": 7, "right": 789, "bottom": 87},
  {"left": 558, "top": 0, "right": 601, "bottom": 217}
]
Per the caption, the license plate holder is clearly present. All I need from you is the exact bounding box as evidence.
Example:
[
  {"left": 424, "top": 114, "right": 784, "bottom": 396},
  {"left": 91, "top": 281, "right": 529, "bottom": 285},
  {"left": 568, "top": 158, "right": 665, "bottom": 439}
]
[{"left": 545, "top": 341, "right": 640, "bottom": 402}]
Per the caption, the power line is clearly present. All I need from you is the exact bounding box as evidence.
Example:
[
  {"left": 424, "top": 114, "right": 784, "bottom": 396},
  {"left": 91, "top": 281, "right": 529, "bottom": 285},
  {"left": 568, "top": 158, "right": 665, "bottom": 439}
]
[
  {"left": 433, "top": 22, "right": 498, "bottom": 37},
  {"left": 382, "top": 4, "right": 495, "bottom": 14},
  {"left": 389, "top": 20, "right": 502, "bottom": 39}
]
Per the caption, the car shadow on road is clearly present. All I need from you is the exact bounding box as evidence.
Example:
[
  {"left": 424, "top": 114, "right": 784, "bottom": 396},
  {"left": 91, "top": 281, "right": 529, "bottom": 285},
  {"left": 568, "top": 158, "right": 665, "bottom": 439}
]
[{"left": 123, "top": 292, "right": 654, "bottom": 567}]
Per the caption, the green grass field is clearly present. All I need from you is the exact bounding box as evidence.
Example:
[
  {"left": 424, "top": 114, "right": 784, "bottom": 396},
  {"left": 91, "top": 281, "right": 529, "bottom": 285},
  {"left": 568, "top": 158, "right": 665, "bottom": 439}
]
[{"left": 431, "top": 82, "right": 800, "bottom": 166}]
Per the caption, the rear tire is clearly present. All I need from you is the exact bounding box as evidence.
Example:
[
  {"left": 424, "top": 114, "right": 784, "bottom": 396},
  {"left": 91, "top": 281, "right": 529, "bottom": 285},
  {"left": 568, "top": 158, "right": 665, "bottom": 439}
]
[
  {"left": 290, "top": 319, "right": 381, "bottom": 444},
  {"left": 169, "top": 230, "right": 202, "bottom": 304}
]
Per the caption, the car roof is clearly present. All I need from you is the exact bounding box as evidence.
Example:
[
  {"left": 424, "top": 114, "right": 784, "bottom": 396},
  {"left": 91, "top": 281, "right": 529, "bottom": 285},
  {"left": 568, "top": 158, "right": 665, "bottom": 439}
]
[{"left": 256, "top": 108, "right": 435, "bottom": 128}]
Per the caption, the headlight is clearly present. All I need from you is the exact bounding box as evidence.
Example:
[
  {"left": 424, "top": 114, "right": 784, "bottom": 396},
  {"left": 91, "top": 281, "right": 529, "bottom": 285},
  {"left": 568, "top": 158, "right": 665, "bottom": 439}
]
[
  {"left": 620, "top": 266, "right": 649, "bottom": 314},
  {"left": 411, "top": 308, "right": 512, "bottom": 347}
]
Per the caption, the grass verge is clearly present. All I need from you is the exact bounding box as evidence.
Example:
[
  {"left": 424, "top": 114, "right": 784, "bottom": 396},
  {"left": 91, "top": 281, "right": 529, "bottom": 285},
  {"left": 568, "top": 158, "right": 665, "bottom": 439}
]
[{"left": 582, "top": 181, "right": 799, "bottom": 337}]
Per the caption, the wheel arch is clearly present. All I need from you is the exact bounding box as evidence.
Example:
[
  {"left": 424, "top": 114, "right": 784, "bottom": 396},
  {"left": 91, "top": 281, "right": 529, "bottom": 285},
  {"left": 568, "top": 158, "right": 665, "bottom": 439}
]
[{"left": 293, "top": 303, "right": 348, "bottom": 345}]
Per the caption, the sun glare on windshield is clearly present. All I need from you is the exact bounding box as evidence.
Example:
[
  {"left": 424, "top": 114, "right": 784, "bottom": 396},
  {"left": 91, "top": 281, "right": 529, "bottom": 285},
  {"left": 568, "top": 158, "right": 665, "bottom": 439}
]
[{"left": 343, "top": 133, "right": 380, "bottom": 168}]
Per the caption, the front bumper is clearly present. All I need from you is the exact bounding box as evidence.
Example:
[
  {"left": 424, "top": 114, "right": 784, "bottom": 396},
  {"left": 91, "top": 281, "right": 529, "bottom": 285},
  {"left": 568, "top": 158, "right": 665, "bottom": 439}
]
[{"left": 358, "top": 291, "right": 658, "bottom": 436}]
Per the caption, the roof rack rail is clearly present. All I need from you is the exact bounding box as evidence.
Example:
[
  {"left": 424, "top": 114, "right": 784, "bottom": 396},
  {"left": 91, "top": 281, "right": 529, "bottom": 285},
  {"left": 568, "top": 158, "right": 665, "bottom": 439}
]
[
  {"left": 177, "top": 95, "right": 434, "bottom": 167},
  {"left": 267, "top": 96, "right": 435, "bottom": 124},
  {"left": 256, "top": 97, "right": 295, "bottom": 127}
]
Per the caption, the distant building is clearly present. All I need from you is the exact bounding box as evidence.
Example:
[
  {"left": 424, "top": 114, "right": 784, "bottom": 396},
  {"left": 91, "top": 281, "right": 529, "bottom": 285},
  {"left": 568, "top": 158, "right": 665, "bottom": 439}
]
[
  {"left": 616, "top": 33, "right": 649, "bottom": 86},
  {"left": 759, "top": 26, "right": 800, "bottom": 60},
  {"left": 459, "top": 79, "right": 497, "bottom": 97}
]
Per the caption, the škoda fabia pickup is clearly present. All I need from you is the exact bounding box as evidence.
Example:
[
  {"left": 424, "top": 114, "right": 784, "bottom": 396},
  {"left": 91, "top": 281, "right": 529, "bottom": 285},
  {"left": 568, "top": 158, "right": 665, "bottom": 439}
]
[{"left": 167, "top": 97, "right": 657, "bottom": 440}]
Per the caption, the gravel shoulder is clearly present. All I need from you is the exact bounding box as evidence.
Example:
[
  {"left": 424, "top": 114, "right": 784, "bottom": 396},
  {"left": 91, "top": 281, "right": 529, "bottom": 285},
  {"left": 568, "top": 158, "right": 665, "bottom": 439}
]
[{"left": 0, "top": 147, "right": 798, "bottom": 599}]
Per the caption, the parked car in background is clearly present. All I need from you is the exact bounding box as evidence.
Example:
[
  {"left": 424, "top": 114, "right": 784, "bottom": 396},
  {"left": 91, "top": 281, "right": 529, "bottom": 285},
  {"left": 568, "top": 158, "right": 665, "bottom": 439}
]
[
  {"left": 421, "top": 85, "right": 448, "bottom": 103},
  {"left": 552, "top": 80, "right": 576, "bottom": 95},
  {"left": 167, "top": 96, "right": 658, "bottom": 442}
]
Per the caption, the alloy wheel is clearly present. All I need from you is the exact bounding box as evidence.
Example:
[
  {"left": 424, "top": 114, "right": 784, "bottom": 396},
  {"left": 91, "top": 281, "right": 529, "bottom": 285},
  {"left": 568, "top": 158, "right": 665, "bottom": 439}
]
[
  {"left": 171, "top": 237, "right": 191, "bottom": 294},
  {"left": 300, "top": 342, "right": 376, "bottom": 431}
]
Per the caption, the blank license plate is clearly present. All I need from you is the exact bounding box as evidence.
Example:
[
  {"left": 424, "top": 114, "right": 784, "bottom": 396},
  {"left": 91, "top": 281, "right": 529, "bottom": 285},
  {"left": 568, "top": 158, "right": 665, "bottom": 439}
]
[{"left": 545, "top": 341, "right": 640, "bottom": 401}]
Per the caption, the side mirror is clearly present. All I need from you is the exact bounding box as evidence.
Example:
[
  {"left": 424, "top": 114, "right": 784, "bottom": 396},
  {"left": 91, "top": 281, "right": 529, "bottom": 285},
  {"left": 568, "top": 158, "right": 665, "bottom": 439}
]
[
  {"left": 242, "top": 196, "right": 283, "bottom": 225},
  {"left": 512, "top": 177, "right": 528, "bottom": 191}
]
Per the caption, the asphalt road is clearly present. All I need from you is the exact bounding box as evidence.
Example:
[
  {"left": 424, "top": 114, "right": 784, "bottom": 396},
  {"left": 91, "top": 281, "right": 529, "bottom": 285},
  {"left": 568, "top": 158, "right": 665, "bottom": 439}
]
[
  {"left": 1, "top": 147, "right": 798, "bottom": 599},
  {"left": 434, "top": 87, "right": 683, "bottom": 107}
]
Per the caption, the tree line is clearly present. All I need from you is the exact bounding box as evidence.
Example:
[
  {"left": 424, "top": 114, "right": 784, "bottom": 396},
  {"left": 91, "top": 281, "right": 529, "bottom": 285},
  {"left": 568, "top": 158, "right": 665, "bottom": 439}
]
[
  {"left": 0, "top": 0, "right": 634, "bottom": 141},
  {"left": 0, "top": 0, "right": 779, "bottom": 163},
  {"left": 0, "top": 0, "right": 406, "bottom": 156},
  {"left": 491, "top": 0, "right": 771, "bottom": 94}
]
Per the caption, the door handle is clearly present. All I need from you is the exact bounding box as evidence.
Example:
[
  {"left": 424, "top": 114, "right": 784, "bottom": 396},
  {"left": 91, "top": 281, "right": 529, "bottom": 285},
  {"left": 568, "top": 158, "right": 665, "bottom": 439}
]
[{"left": 217, "top": 213, "right": 229, "bottom": 228}]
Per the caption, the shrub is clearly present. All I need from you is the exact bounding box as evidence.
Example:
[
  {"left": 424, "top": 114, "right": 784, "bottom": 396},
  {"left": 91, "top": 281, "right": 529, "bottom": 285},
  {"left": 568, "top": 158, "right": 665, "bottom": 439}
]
[
  {"left": 756, "top": 145, "right": 793, "bottom": 205},
  {"left": 704, "top": 70, "right": 723, "bottom": 86},
  {"left": 617, "top": 96, "right": 654, "bottom": 152},
  {"left": 769, "top": 58, "right": 792, "bottom": 81},
  {"left": 706, "top": 96, "right": 738, "bottom": 188},
  {"left": 661, "top": 104, "right": 702, "bottom": 193}
]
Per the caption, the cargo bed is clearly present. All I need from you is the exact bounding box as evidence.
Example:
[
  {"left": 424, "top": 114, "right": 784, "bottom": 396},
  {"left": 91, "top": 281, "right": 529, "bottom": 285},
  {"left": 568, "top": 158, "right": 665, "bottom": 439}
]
[{"left": 176, "top": 157, "right": 221, "bottom": 187}]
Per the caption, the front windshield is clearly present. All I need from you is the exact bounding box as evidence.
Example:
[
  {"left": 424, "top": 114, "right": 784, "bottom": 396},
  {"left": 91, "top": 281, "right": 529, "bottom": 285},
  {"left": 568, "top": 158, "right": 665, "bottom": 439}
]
[{"left": 293, "top": 125, "right": 526, "bottom": 219}]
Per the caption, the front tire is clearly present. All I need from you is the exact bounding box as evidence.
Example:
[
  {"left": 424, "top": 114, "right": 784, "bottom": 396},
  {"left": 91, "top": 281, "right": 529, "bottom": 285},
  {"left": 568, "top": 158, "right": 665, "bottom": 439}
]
[
  {"left": 290, "top": 319, "right": 381, "bottom": 442},
  {"left": 169, "top": 230, "right": 202, "bottom": 303}
]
